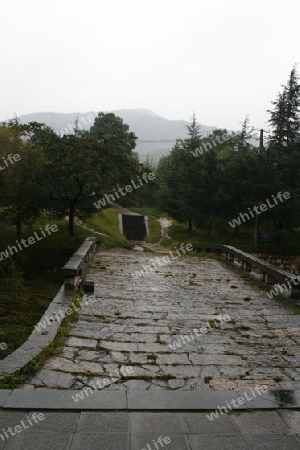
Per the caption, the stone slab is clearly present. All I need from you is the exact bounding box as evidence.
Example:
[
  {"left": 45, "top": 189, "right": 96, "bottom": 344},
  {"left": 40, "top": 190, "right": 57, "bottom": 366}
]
[
  {"left": 70, "top": 433, "right": 129, "bottom": 450},
  {"left": 0, "top": 390, "right": 12, "bottom": 407},
  {"left": 127, "top": 391, "right": 240, "bottom": 410},
  {"left": 4, "top": 389, "right": 127, "bottom": 410}
]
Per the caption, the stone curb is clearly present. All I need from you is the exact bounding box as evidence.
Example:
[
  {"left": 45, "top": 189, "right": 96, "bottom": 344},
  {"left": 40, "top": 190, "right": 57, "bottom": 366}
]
[
  {"left": 0, "top": 389, "right": 299, "bottom": 410},
  {"left": 0, "top": 286, "right": 73, "bottom": 378}
]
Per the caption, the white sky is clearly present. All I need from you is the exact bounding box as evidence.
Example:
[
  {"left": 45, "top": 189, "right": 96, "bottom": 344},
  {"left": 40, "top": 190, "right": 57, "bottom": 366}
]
[{"left": 1, "top": 0, "right": 299, "bottom": 130}]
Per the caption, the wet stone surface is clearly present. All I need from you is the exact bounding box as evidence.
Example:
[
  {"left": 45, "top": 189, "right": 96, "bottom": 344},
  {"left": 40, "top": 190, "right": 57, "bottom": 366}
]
[{"left": 25, "top": 249, "right": 300, "bottom": 391}]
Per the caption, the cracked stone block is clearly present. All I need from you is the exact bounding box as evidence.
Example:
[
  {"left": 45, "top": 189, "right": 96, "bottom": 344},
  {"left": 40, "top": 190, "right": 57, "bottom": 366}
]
[
  {"left": 77, "top": 350, "right": 111, "bottom": 363},
  {"left": 167, "top": 379, "right": 186, "bottom": 389},
  {"left": 110, "top": 351, "right": 128, "bottom": 362},
  {"left": 44, "top": 357, "right": 104, "bottom": 374},
  {"left": 30, "top": 369, "right": 76, "bottom": 388},
  {"left": 100, "top": 341, "right": 139, "bottom": 352},
  {"left": 138, "top": 343, "right": 168, "bottom": 352},
  {"left": 121, "top": 380, "right": 151, "bottom": 390},
  {"left": 127, "top": 353, "right": 149, "bottom": 364},
  {"left": 65, "top": 337, "right": 97, "bottom": 348},
  {"left": 60, "top": 347, "right": 78, "bottom": 360},
  {"left": 141, "top": 365, "right": 160, "bottom": 373},
  {"left": 101, "top": 363, "right": 122, "bottom": 376},
  {"left": 159, "top": 365, "right": 200, "bottom": 378}
]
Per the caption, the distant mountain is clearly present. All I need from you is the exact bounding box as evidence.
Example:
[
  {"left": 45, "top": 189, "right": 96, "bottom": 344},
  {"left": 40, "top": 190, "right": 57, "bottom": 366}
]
[{"left": 8, "top": 109, "right": 219, "bottom": 162}]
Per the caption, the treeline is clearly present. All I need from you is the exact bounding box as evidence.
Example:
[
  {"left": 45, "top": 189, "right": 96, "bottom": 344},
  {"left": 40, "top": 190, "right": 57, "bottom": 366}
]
[
  {"left": 150, "top": 67, "right": 300, "bottom": 240},
  {"left": 0, "top": 113, "right": 147, "bottom": 237},
  {"left": 1, "top": 67, "right": 299, "bottom": 247}
]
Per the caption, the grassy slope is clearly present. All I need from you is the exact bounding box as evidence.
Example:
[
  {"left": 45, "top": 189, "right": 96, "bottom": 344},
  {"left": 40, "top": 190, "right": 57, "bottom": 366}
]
[
  {"left": 0, "top": 218, "right": 94, "bottom": 359},
  {"left": 169, "top": 220, "right": 300, "bottom": 255}
]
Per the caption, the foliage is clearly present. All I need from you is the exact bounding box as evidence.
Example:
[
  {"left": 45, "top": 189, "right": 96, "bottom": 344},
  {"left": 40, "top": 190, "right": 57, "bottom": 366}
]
[
  {"left": 85, "top": 208, "right": 133, "bottom": 249},
  {"left": 145, "top": 216, "right": 161, "bottom": 243},
  {"left": 155, "top": 66, "right": 300, "bottom": 239},
  {"left": 0, "top": 112, "right": 142, "bottom": 237}
]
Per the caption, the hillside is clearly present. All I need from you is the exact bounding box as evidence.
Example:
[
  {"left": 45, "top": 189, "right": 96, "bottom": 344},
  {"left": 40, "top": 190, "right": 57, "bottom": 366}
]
[{"left": 11, "top": 109, "right": 217, "bottom": 162}]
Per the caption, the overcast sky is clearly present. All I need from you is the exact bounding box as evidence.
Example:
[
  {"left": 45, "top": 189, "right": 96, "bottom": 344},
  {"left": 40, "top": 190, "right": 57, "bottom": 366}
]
[{"left": 1, "top": 0, "right": 299, "bottom": 130}]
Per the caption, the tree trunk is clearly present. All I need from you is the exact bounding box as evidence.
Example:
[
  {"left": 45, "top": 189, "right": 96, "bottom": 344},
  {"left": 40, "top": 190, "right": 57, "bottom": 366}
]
[
  {"left": 69, "top": 204, "right": 75, "bottom": 237},
  {"left": 188, "top": 219, "right": 192, "bottom": 232}
]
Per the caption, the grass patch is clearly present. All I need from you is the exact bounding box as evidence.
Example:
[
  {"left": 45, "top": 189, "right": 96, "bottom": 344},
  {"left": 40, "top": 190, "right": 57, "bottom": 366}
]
[
  {"left": 0, "top": 290, "right": 83, "bottom": 388},
  {"left": 160, "top": 238, "right": 173, "bottom": 247},
  {"left": 85, "top": 208, "right": 133, "bottom": 250},
  {"left": 168, "top": 219, "right": 300, "bottom": 255},
  {"left": 145, "top": 216, "right": 161, "bottom": 243}
]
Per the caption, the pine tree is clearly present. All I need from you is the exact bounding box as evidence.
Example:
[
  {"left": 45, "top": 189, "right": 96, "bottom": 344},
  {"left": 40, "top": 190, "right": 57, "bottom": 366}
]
[
  {"left": 267, "top": 66, "right": 300, "bottom": 229},
  {"left": 268, "top": 66, "right": 300, "bottom": 154}
]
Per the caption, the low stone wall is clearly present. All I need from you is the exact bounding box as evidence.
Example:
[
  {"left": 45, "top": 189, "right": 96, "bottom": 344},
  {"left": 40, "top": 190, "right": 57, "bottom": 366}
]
[
  {"left": 0, "top": 237, "right": 100, "bottom": 378},
  {"left": 193, "top": 244, "right": 300, "bottom": 301},
  {"left": 252, "top": 253, "right": 300, "bottom": 275}
]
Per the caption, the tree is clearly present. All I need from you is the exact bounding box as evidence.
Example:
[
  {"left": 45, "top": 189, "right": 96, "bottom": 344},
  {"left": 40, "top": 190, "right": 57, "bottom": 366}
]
[
  {"left": 155, "top": 114, "right": 204, "bottom": 230},
  {"left": 25, "top": 113, "right": 142, "bottom": 237},
  {"left": 89, "top": 112, "right": 140, "bottom": 189},
  {"left": 267, "top": 66, "right": 300, "bottom": 229},
  {"left": 0, "top": 120, "right": 45, "bottom": 236},
  {"left": 268, "top": 66, "right": 300, "bottom": 153}
]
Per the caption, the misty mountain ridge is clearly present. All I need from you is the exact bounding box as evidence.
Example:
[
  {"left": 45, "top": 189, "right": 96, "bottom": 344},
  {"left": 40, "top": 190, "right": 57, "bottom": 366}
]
[{"left": 5, "top": 109, "right": 219, "bottom": 162}]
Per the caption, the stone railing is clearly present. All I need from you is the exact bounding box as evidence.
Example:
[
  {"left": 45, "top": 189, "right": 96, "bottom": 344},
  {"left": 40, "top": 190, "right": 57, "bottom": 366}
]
[
  {"left": 193, "top": 244, "right": 300, "bottom": 300},
  {"left": 62, "top": 237, "right": 101, "bottom": 294},
  {"left": 0, "top": 237, "right": 101, "bottom": 378}
]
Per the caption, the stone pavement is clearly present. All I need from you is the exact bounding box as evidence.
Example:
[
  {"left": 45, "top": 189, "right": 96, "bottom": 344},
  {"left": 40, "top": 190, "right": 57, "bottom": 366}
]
[
  {"left": 1, "top": 248, "right": 300, "bottom": 449},
  {"left": 0, "top": 407, "right": 300, "bottom": 449},
  {"left": 25, "top": 249, "right": 300, "bottom": 391}
]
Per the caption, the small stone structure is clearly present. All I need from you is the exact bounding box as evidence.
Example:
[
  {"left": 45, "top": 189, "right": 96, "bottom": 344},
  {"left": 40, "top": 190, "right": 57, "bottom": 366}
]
[{"left": 119, "top": 214, "right": 149, "bottom": 240}]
